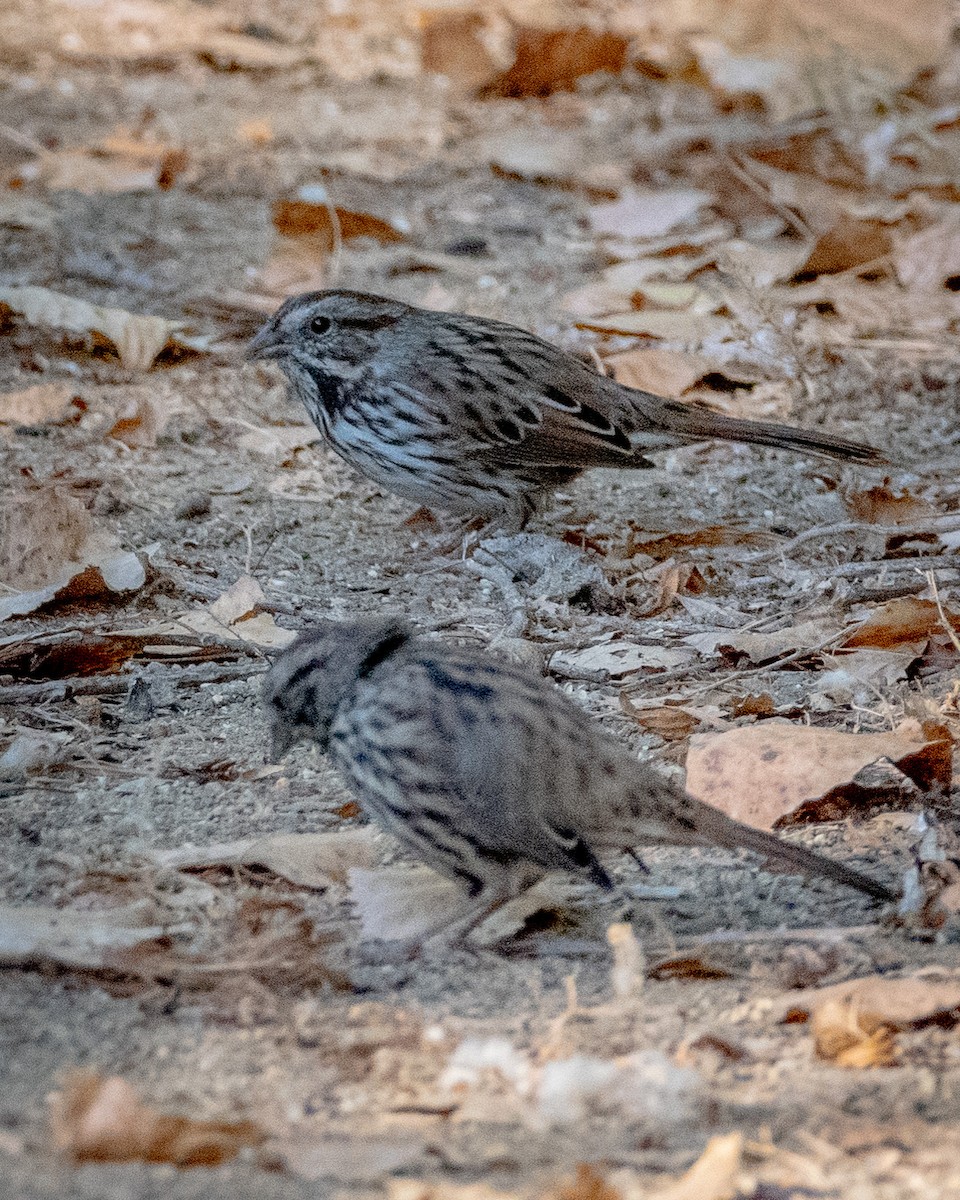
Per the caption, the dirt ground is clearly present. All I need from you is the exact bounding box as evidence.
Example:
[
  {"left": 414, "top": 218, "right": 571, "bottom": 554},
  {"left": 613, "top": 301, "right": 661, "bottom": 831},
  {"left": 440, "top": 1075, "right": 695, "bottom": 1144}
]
[{"left": 2, "top": 2, "right": 960, "bottom": 1197}]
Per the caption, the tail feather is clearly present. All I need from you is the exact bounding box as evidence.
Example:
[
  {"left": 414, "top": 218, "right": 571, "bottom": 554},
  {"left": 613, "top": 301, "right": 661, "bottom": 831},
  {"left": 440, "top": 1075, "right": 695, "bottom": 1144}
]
[
  {"left": 628, "top": 391, "right": 887, "bottom": 465},
  {"left": 615, "top": 783, "right": 894, "bottom": 903},
  {"left": 695, "top": 805, "right": 895, "bottom": 902}
]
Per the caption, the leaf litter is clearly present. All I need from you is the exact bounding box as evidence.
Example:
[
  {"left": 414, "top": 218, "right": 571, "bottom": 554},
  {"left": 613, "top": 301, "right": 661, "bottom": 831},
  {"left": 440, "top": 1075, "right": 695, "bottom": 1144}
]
[{"left": 4, "top": 0, "right": 960, "bottom": 1196}]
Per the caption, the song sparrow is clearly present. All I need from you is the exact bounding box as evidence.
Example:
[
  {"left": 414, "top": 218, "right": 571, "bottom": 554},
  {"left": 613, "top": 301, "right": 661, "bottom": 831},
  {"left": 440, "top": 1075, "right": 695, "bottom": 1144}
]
[
  {"left": 264, "top": 618, "right": 893, "bottom": 944},
  {"left": 249, "top": 290, "right": 886, "bottom": 529}
]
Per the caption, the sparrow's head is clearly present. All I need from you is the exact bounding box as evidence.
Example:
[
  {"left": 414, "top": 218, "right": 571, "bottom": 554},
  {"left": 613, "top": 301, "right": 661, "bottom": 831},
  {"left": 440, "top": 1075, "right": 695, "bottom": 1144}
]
[{"left": 262, "top": 617, "right": 412, "bottom": 760}]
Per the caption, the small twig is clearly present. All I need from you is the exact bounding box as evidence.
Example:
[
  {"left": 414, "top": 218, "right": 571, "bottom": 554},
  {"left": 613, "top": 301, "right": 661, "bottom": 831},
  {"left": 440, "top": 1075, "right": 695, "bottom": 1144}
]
[
  {"left": 820, "top": 554, "right": 960, "bottom": 579},
  {"left": 745, "top": 514, "right": 960, "bottom": 564},
  {"left": 0, "top": 660, "right": 264, "bottom": 707},
  {"left": 926, "top": 569, "right": 960, "bottom": 655},
  {"left": 660, "top": 923, "right": 881, "bottom": 950}
]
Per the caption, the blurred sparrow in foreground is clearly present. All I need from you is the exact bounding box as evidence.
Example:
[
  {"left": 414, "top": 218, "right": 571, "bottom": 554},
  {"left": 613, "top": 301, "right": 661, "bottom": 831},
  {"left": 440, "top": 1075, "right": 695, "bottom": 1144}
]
[
  {"left": 250, "top": 290, "right": 886, "bottom": 530},
  {"left": 264, "top": 618, "right": 893, "bottom": 946}
]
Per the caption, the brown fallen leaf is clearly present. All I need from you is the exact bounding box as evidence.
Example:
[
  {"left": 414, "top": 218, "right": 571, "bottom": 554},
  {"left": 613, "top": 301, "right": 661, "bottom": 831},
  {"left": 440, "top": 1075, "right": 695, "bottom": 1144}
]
[
  {"left": 619, "top": 698, "right": 701, "bottom": 742},
  {"left": 797, "top": 214, "right": 892, "bottom": 277},
  {"left": 176, "top": 575, "right": 295, "bottom": 649},
  {"left": 624, "top": 525, "right": 772, "bottom": 560},
  {"left": 107, "top": 393, "right": 163, "bottom": 448},
  {"left": 0, "top": 382, "right": 84, "bottom": 430},
  {"left": 419, "top": 9, "right": 502, "bottom": 92},
  {"left": 685, "top": 718, "right": 952, "bottom": 828},
  {"left": 481, "top": 25, "right": 629, "bottom": 98},
  {"left": 50, "top": 1071, "right": 265, "bottom": 1166},
  {"left": 545, "top": 1163, "right": 622, "bottom": 1200},
  {"left": 273, "top": 194, "right": 405, "bottom": 250},
  {"left": 843, "top": 597, "right": 959, "bottom": 651},
  {"left": 0, "top": 627, "right": 243, "bottom": 681},
  {"left": 844, "top": 484, "right": 937, "bottom": 525},
  {"left": 810, "top": 1000, "right": 897, "bottom": 1067},
  {"left": 647, "top": 956, "right": 732, "bottom": 982},
  {"left": 604, "top": 348, "right": 712, "bottom": 398}
]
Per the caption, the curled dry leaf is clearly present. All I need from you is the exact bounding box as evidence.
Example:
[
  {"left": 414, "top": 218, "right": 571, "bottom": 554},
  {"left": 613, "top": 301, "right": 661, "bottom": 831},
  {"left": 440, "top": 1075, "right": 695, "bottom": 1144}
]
[
  {"left": 50, "top": 1071, "right": 265, "bottom": 1166},
  {"left": 783, "top": 973, "right": 960, "bottom": 1067},
  {"left": 176, "top": 575, "right": 295, "bottom": 649},
  {"left": 0, "top": 286, "right": 183, "bottom": 370},
  {"left": 685, "top": 718, "right": 952, "bottom": 828},
  {"left": 273, "top": 193, "right": 405, "bottom": 249},
  {"left": 0, "top": 486, "right": 149, "bottom": 621},
  {"left": 149, "top": 828, "right": 382, "bottom": 891}
]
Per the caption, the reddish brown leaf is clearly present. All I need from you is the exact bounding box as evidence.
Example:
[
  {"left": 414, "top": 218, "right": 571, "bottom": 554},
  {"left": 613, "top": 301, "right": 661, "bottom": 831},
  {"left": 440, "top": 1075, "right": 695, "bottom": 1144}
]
[{"left": 482, "top": 27, "right": 628, "bottom": 98}]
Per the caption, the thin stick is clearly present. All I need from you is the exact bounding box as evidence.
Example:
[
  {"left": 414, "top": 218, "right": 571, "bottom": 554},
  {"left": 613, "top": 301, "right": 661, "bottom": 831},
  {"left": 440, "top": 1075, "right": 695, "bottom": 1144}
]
[{"left": 926, "top": 568, "right": 960, "bottom": 655}]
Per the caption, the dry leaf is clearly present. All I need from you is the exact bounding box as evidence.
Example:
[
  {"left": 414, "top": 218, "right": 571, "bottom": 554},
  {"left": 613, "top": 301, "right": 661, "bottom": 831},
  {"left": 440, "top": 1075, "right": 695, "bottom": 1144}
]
[
  {"left": 625, "top": 526, "right": 771, "bottom": 560},
  {"left": 237, "top": 423, "right": 320, "bottom": 459},
  {"left": 551, "top": 640, "right": 694, "bottom": 678},
  {"left": 546, "top": 1163, "right": 623, "bottom": 1200},
  {"left": 271, "top": 1132, "right": 425, "bottom": 1184},
  {"left": 575, "top": 310, "right": 733, "bottom": 342},
  {"left": 0, "top": 286, "right": 183, "bottom": 370},
  {"left": 0, "top": 902, "right": 186, "bottom": 969},
  {"left": 0, "top": 487, "right": 148, "bottom": 620},
  {"left": 686, "top": 618, "right": 840, "bottom": 663},
  {"left": 647, "top": 1133, "right": 743, "bottom": 1200},
  {"left": 390, "top": 1181, "right": 517, "bottom": 1200},
  {"left": 844, "top": 597, "right": 959, "bottom": 651},
  {"left": 620, "top": 698, "right": 701, "bottom": 741},
  {"left": 348, "top": 865, "right": 571, "bottom": 944},
  {"left": 0, "top": 382, "right": 83, "bottom": 429},
  {"left": 784, "top": 973, "right": 960, "bottom": 1067},
  {"left": 604, "top": 349, "right": 711, "bottom": 397},
  {"left": 482, "top": 128, "right": 587, "bottom": 185},
  {"left": 237, "top": 118, "right": 274, "bottom": 145},
  {"left": 685, "top": 719, "right": 952, "bottom": 828},
  {"left": 894, "top": 217, "right": 960, "bottom": 291},
  {"left": 50, "top": 1072, "right": 265, "bottom": 1166},
  {"left": 589, "top": 189, "right": 711, "bottom": 240},
  {"left": 149, "top": 829, "right": 381, "bottom": 891},
  {"left": 108, "top": 394, "right": 163, "bottom": 448},
  {"left": 647, "top": 956, "right": 732, "bottom": 982},
  {"left": 0, "top": 194, "right": 58, "bottom": 230},
  {"left": 481, "top": 26, "right": 629, "bottom": 98},
  {"left": 176, "top": 576, "right": 295, "bottom": 649},
  {"left": 273, "top": 193, "right": 405, "bottom": 250},
  {"left": 845, "top": 484, "right": 937, "bottom": 524},
  {"left": 419, "top": 9, "right": 503, "bottom": 91},
  {"left": 798, "top": 214, "right": 892, "bottom": 276}
]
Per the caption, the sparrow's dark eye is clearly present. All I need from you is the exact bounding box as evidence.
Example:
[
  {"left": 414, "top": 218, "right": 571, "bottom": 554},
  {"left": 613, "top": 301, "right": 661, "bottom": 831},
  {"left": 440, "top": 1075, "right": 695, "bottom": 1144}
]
[{"left": 309, "top": 314, "right": 332, "bottom": 336}]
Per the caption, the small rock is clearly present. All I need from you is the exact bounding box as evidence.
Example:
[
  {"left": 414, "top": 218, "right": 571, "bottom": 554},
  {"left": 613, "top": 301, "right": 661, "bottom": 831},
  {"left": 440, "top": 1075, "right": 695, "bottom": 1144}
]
[{"left": 174, "top": 492, "right": 212, "bottom": 520}]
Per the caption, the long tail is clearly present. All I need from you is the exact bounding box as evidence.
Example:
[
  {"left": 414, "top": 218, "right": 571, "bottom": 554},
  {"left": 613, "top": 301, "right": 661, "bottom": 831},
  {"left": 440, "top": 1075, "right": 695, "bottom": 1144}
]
[
  {"left": 617, "top": 783, "right": 895, "bottom": 902},
  {"left": 628, "top": 390, "right": 887, "bottom": 465},
  {"left": 704, "top": 808, "right": 895, "bottom": 902}
]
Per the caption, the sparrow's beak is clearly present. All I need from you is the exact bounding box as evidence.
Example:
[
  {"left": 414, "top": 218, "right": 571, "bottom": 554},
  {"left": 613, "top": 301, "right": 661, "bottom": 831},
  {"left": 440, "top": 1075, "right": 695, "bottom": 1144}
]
[{"left": 248, "top": 322, "right": 283, "bottom": 361}]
